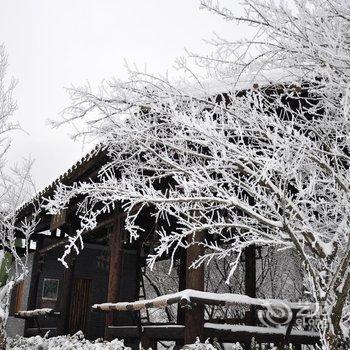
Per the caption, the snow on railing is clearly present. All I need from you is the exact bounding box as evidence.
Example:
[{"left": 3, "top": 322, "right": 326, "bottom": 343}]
[
  {"left": 15, "top": 308, "right": 58, "bottom": 318},
  {"left": 92, "top": 288, "right": 315, "bottom": 313}
]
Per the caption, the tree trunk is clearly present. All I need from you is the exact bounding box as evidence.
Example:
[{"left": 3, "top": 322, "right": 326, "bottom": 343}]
[
  {"left": 323, "top": 316, "right": 348, "bottom": 350},
  {"left": 0, "top": 318, "right": 6, "bottom": 350},
  {"left": 327, "top": 293, "right": 349, "bottom": 350},
  {"left": 326, "top": 333, "right": 348, "bottom": 350}
]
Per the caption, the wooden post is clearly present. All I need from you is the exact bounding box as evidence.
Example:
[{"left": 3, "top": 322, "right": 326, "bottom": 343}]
[
  {"left": 24, "top": 239, "right": 43, "bottom": 336},
  {"left": 141, "top": 335, "right": 157, "bottom": 350},
  {"left": 177, "top": 248, "right": 187, "bottom": 325},
  {"left": 244, "top": 244, "right": 256, "bottom": 350},
  {"left": 245, "top": 244, "right": 257, "bottom": 322},
  {"left": 58, "top": 255, "right": 76, "bottom": 334},
  {"left": 184, "top": 231, "right": 205, "bottom": 344},
  {"left": 105, "top": 217, "right": 123, "bottom": 332},
  {"left": 175, "top": 249, "right": 187, "bottom": 348}
]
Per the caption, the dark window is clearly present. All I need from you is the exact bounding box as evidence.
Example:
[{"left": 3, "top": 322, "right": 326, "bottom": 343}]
[{"left": 42, "top": 278, "right": 59, "bottom": 301}]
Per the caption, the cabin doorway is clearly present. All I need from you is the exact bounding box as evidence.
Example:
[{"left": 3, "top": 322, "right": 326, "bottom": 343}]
[{"left": 68, "top": 278, "right": 92, "bottom": 335}]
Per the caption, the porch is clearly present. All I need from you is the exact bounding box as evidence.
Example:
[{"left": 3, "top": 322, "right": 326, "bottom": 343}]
[{"left": 94, "top": 289, "right": 320, "bottom": 349}]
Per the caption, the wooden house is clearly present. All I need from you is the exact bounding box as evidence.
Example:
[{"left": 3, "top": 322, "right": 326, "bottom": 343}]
[
  {"left": 10, "top": 80, "right": 322, "bottom": 348},
  {"left": 9, "top": 145, "right": 320, "bottom": 349}
]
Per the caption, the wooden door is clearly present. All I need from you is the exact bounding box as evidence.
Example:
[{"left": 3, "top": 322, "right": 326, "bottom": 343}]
[{"left": 68, "top": 278, "right": 91, "bottom": 335}]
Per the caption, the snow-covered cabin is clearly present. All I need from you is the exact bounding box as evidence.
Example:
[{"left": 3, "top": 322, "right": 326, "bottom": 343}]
[{"left": 10, "top": 77, "right": 320, "bottom": 349}]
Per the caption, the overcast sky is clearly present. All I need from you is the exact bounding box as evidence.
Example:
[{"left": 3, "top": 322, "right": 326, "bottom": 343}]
[{"left": 1, "top": 0, "right": 241, "bottom": 191}]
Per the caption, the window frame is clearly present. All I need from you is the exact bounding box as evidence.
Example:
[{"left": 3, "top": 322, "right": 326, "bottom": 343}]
[{"left": 42, "top": 278, "right": 60, "bottom": 301}]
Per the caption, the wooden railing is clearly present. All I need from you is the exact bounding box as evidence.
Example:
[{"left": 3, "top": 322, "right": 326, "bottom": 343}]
[{"left": 93, "top": 289, "right": 320, "bottom": 348}]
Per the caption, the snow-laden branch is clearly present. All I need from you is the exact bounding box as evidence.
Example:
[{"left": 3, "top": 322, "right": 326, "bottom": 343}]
[
  {"left": 46, "top": 1, "right": 350, "bottom": 348},
  {"left": 0, "top": 45, "right": 40, "bottom": 349}
]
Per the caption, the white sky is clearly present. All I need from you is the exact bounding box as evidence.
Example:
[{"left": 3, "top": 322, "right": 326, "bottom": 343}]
[{"left": 1, "top": 0, "right": 243, "bottom": 191}]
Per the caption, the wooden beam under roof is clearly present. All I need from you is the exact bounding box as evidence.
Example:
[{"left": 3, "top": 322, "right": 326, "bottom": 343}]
[{"left": 38, "top": 216, "right": 115, "bottom": 254}]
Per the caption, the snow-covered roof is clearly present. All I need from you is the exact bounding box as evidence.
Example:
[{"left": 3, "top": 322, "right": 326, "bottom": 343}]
[
  {"left": 178, "top": 68, "right": 299, "bottom": 98},
  {"left": 16, "top": 144, "right": 106, "bottom": 217},
  {"left": 16, "top": 68, "right": 300, "bottom": 219}
]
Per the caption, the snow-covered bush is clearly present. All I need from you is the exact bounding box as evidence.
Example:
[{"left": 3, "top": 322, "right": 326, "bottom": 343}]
[
  {"left": 7, "top": 331, "right": 130, "bottom": 350},
  {"left": 8, "top": 335, "right": 298, "bottom": 350},
  {"left": 182, "top": 338, "right": 217, "bottom": 350},
  {"left": 181, "top": 338, "right": 285, "bottom": 350}
]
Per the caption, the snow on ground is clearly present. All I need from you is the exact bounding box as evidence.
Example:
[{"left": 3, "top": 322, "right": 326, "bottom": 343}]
[
  {"left": 182, "top": 338, "right": 243, "bottom": 350},
  {"left": 7, "top": 333, "right": 281, "bottom": 350},
  {"left": 7, "top": 331, "right": 130, "bottom": 350}
]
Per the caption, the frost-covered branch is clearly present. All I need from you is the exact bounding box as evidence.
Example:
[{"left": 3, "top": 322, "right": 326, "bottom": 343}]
[
  {"left": 47, "top": 1, "right": 350, "bottom": 348},
  {"left": 0, "top": 44, "right": 39, "bottom": 350}
]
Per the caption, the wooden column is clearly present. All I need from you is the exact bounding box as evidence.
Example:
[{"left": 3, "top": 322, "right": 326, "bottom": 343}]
[
  {"left": 58, "top": 254, "right": 76, "bottom": 334},
  {"left": 244, "top": 244, "right": 257, "bottom": 350},
  {"left": 245, "top": 244, "right": 257, "bottom": 324},
  {"left": 177, "top": 248, "right": 187, "bottom": 326},
  {"left": 105, "top": 217, "right": 123, "bottom": 331},
  {"left": 184, "top": 231, "right": 205, "bottom": 344},
  {"left": 140, "top": 335, "right": 157, "bottom": 350},
  {"left": 175, "top": 249, "right": 187, "bottom": 348},
  {"left": 24, "top": 239, "right": 43, "bottom": 336}
]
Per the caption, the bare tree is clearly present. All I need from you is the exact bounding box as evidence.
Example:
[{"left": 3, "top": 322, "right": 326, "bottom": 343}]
[
  {"left": 46, "top": 1, "right": 350, "bottom": 348},
  {"left": 0, "top": 44, "right": 39, "bottom": 350}
]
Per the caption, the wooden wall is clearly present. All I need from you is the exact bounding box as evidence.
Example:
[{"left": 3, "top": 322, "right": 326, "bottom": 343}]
[{"left": 27, "top": 239, "right": 109, "bottom": 340}]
